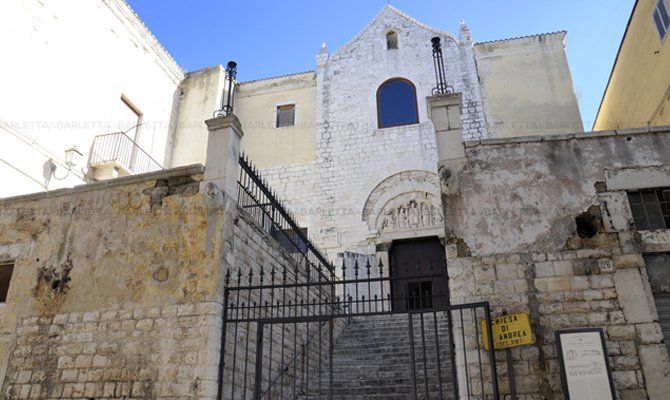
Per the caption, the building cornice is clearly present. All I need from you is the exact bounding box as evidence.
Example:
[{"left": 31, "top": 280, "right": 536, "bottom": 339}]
[{"left": 104, "top": 0, "right": 185, "bottom": 84}]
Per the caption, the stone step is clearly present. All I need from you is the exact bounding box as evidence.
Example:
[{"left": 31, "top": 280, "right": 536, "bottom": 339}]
[{"left": 276, "top": 313, "right": 458, "bottom": 399}]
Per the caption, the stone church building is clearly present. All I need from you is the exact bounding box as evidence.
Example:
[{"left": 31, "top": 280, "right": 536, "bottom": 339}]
[
  {"left": 169, "top": 5, "right": 583, "bottom": 264},
  {"left": 1, "top": 2, "right": 670, "bottom": 400}
]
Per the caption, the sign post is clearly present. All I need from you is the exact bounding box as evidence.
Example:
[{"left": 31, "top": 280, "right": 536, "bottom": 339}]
[{"left": 480, "top": 311, "right": 534, "bottom": 400}]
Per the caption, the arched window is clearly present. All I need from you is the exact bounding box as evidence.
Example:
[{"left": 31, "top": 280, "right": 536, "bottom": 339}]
[
  {"left": 386, "top": 31, "right": 398, "bottom": 50},
  {"left": 377, "top": 78, "right": 419, "bottom": 128}
]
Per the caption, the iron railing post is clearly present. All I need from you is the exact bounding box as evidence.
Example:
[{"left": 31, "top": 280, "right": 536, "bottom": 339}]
[
  {"left": 254, "top": 322, "right": 265, "bottom": 400},
  {"left": 484, "top": 303, "right": 501, "bottom": 400},
  {"left": 408, "top": 312, "right": 418, "bottom": 400},
  {"left": 216, "top": 288, "right": 230, "bottom": 400}
]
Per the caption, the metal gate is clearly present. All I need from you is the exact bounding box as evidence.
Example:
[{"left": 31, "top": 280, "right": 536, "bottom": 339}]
[{"left": 217, "top": 257, "right": 500, "bottom": 400}]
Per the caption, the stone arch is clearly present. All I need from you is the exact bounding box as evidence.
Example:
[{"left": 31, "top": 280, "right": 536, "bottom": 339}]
[{"left": 362, "top": 170, "right": 443, "bottom": 233}]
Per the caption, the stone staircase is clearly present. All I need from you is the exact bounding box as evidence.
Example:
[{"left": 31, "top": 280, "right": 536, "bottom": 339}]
[{"left": 297, "top": 313, "right": 455, "bottom": 400}]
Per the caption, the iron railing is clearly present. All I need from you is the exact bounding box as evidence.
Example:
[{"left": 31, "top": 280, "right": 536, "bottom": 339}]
[
  {"left": 237, "top": 153, "right": 332, "bottom": 278},
  {"left": 88, "top": 132, "right": 163, "bottom": 174},
  {"left": 220, "top": 255, "right": 501, "bottom": 400}
]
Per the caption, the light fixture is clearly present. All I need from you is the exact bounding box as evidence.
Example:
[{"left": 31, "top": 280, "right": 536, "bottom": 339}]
[
  {"left": 64, "top": 146, "right": 82, "bottom": 168},
  {"left": 43, "top": 145, "right": 83, "bottom": 188}
]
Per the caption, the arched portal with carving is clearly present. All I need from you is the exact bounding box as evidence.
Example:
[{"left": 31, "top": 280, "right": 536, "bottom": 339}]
[{"left": 363, "top": 171, "right": 444, "bottom": 239}]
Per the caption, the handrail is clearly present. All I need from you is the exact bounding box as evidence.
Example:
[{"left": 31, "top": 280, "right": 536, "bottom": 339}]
[
  {"left": 89, "top": 131, "right": 162, "bottom": 174},
  {"left": 237, "top": 153, "right": 332, "bottom": 276}
]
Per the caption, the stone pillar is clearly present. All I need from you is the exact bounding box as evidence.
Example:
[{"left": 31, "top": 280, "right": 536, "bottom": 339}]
[
  {"left": 427, "top": 93, "right": 464, "bottom": 160},
  {"left": 427, "top": 93, "right": 466, "bottom": 254},
  {"left": 203, "top": 114, "right": 243, "bottom": 197},
  {"left": 427, "top": 92, "right": 469, "bottom": 400},
  {"left": 426, "top": 93, "right": 466, "bottom": 198}
]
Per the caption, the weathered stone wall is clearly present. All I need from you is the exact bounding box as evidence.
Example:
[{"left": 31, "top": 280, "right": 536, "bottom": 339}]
[
  {"left": 443, "top": 127, "right": 670, "bottom": 399},
  {"left": 0, "top": 164, "right": 327, "bottom": 399},
  {"left": 0, "top": 165, "right": 224, "bottom": 398}
]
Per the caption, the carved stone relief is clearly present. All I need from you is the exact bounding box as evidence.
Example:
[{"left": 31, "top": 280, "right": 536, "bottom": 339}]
[
  {"left": 362, "top": 171, "right": 444, "bottom": 234},
  {"left": 376, "top": 192, "right": 444, "bottom": 233}
]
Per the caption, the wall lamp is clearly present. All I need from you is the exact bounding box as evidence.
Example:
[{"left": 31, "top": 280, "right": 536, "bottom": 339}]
[{"left": 43, "top": 146, "right": 83, "bottom": 188}]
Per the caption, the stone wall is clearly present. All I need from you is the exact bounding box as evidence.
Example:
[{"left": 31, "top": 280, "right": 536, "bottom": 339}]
[
  {"left": 442, "top": 127, "right": 670, "bottom": 399},
  {"left": 0, "top": 164, "right": 325, "bottom": 399}
]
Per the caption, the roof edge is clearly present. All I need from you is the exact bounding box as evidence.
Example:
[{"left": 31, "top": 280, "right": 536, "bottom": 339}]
[
  {"left": 110, "top": 0, "right": 185, "bottom": 81},
  {"left": 475, "top": 30, "right": 567, "bottom": 45},
  {"left": 464, "top": 124, "right": 669, "bottom": 148},
  {"left": 238, "top": 70, "right": 316, "bottom": 85}
]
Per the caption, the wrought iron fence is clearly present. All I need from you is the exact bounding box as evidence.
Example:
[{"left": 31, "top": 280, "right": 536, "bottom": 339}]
[
  {"left": 219, "top": 255, "right": 501, "bottom": 400},
  {"left": 88, "top": 132, "right": 163, "bottom": 174},
  {"left": 237, "top": 153, "right": 332, "bottom": 278}
]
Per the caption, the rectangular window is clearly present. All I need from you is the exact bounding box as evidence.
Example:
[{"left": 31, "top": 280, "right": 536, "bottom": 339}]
[
  {"left": 276, "top": 104, "right": 295, "bottom": 128},
  {"left": 653, "top": 0, "right": 670, "bottom": 42},
  {"left": 627, "top": 188, "right": 670, "bottom": 230},
  {"left": 0, "top": 261, "right": 14, "bottom": 303}
]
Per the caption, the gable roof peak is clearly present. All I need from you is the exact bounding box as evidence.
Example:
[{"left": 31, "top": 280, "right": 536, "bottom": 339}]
[{"left": 328, "top": 4, "right": 458, "bottom": 60}]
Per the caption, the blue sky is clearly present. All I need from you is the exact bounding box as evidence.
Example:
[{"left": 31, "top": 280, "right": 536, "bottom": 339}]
[{"left": 127, "top": 0, "right": 634, "bottom": 130}]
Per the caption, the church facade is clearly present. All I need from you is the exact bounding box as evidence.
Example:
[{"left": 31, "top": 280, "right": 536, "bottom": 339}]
[
  {"left": 168, "top": 6, "right": 583, "bottom": 265},
  {"left": 5, "top": 2, "right": 670, "bottom": 400}
]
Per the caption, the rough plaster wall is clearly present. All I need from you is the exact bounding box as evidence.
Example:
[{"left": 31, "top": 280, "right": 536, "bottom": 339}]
[
  {"left": 442, "top": 130, "right": 670, "bottom": 399},
  {"left": 474, "top": 33, "right": 583, "bottom": 137},
  {"left": 170, "top": 66, "right": 224, "bottom": 168},
  {"left": 236, "top": 73, "right": 318, "bottom": 168},
  {"left": 453, "top": 132, "right": 670, "bottom": 255}
]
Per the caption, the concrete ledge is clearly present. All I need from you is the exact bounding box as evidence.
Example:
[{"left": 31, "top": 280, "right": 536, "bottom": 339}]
[
  {"left": 0, "top": 164, "right": 205, "bottom": 205},
  {"left": 464, "top": 125, "right": 669, "bottom": 148}
]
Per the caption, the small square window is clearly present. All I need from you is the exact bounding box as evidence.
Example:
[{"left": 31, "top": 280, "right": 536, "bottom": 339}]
[
  {"left": 0, "top": 261, "right": 15, "bottom": 303},
  {"left": 653, "top": 0, "right": 670, "bottom": 42},
  {"left": 276, "top": 104, "right": 295, "bottom": 128}
]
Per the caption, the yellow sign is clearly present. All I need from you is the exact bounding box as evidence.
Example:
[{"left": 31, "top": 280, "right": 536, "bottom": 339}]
[{"left": 480, "top": 312, "right": 534, "bottom": 350}]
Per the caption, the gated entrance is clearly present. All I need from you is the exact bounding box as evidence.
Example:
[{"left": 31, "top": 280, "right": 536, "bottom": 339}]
[
  {"left": 218, "top": 257, "right": 500, "bottom": 400},
  {"left": 220, "top": 155, "right": 500, "bottom": 399}
]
